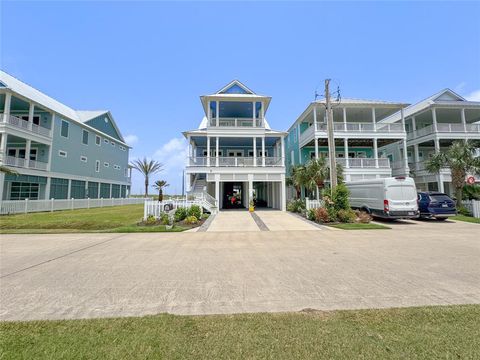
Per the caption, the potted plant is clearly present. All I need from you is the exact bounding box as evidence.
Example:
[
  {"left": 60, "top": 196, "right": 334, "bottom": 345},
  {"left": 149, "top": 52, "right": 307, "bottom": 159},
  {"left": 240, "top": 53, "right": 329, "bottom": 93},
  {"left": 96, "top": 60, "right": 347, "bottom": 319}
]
[{"left": 249, "top": 199, "right": 255, "bottom": 212}]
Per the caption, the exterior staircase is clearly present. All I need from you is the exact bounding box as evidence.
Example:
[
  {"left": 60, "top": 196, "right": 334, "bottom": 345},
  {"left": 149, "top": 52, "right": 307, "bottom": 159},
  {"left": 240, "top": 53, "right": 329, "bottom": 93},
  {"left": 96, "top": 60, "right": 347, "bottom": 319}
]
[{"left": 189, "top": 174, "right": 217, "bottom": 214}]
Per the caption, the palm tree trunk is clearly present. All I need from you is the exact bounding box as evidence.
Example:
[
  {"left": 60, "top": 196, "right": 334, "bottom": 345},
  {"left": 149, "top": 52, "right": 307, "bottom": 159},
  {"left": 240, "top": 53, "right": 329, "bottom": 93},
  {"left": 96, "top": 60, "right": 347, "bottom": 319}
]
[
  {"left": 159, "top": 189, "right": 163, "bottom": 202},
  {"left": 145, "top": 178, "right": 149, "bottom": 198}
]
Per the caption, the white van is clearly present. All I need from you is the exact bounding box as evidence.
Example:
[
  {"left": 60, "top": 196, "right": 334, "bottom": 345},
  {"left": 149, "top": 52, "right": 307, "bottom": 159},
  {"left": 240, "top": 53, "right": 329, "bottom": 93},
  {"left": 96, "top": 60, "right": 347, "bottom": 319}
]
[{"left": 346, "top": 177, "right": 419, "bottom": 219}]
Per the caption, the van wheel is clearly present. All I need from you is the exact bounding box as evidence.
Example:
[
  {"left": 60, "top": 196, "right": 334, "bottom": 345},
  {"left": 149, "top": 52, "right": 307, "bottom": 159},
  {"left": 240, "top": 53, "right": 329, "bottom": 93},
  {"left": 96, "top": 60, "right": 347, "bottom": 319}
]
[{"left": 361, "top": 207, "right": 371, "bottom": 214}]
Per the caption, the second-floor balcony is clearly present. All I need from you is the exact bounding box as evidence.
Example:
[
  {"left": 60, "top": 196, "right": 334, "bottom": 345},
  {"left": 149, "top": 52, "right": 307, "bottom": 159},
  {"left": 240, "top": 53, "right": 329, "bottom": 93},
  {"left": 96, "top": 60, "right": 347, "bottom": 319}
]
[
  {"left": 209, "top": 117, "right": 263, "bottom": 128},
  {"left": 0, "top": 114, "right": 52, "bottom": 138},
  {"left": 188, "top": 156, "right": 283, "bottom": 167},
  {"left": 0, "top": 154, "right": 48, "bottom": 171},
  {"left": 334, "top": 157, "right": 391, "bottom": 169},
  {"left": 407, "top": 123, "right": 480, "bottom": 140}
]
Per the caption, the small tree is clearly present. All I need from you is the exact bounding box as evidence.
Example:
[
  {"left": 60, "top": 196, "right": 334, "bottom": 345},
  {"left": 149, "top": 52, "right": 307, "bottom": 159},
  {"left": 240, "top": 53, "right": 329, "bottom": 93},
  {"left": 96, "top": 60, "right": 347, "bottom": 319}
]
[
  {"left": 287, "top": 165, "right": 307, "bottom": 199},
  {"left": 153, "top": 180, "right": 169, "bottom": 201},
  {"left": 130, "top": 158, "right": 163, "bottom": 197},
  {"left": 426, "top": 140, "right": 480, "bottom": 205},
  {"left": 304, "top": 158, "right": 344, "bottom": 199}
]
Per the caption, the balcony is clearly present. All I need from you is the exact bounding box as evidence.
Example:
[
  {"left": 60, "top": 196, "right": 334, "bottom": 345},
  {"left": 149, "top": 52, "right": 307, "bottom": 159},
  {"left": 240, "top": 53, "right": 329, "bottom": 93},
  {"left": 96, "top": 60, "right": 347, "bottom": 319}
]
[
  {"left": 407, "top": 123, "right": 480, "bottom": 140},
  {"left": 0, "top": 114, "right": 52, "bottom": 138},
  {"left": 1, "top": 155, "right": 48, "bottom": 171},
  {"left": 333, "top": 157, "right": 391, "bottom": 169},
  {"left": 208, "top": 117, "right": 264, "bottom": 128},
  {"left": 188, "top": 156, "right": 283, "bottom": 167}
]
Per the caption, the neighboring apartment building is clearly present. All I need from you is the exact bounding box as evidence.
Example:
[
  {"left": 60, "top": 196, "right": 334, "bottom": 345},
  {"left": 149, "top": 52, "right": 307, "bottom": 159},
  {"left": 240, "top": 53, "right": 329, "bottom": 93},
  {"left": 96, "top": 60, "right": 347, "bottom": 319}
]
[
  {"left": 0, "top": 71, "right": 131, "bottom": 201},
  {"left": 285, "top": 98, "right": 408, "bottom": 198},
  {"left": 286, "top": 89, "right": 480, "bottom": 199},
  {"left": 183, "top": 80, "right": 287, "bottom": 211},
  {"left": 379, "top": 89, "right": 480, "bottom": 195}
]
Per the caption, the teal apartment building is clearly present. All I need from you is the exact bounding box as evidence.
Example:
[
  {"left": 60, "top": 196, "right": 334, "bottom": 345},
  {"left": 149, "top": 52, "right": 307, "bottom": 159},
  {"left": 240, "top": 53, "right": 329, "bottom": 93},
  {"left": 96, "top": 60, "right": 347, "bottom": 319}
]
[{"left": 0, "top": 71, "right": 131, "bottom": 200}]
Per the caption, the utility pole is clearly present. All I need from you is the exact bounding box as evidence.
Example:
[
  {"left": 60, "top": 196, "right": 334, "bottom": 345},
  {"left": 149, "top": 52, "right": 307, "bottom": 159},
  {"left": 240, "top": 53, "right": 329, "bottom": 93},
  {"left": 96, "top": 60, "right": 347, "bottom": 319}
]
[{"left": 325, "top": 79, "right": 337, "bottom": 190}]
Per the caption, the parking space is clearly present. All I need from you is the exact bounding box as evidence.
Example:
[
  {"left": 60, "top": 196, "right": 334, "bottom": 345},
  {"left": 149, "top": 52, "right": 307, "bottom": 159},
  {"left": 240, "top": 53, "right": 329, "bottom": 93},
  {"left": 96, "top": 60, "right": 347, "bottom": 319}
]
[
  {"left": 207, "top": 210, "right": 260, "bottom": 232},
  {"left": 255, "top": 210, "right": 322, "bottom": 231}
]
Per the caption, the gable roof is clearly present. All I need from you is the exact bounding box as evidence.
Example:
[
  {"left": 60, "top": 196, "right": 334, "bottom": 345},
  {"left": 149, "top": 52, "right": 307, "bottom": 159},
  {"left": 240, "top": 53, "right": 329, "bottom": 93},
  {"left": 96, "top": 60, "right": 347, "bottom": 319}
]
[
  {"left": 380, "top": 88, "right": 479, "bottom": 124},
  {"left": 216, "top": 80, "right": 255, "bottom": 95},
  {"left": 0, "top": 70, "right": 128, "bottom": 145}
]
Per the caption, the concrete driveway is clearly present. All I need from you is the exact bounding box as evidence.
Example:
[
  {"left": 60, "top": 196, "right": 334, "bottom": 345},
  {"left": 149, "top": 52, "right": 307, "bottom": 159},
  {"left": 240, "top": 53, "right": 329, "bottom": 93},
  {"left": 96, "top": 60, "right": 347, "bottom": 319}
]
[{"left": 1, "top": 219, "right": 479, "bottom": 321}]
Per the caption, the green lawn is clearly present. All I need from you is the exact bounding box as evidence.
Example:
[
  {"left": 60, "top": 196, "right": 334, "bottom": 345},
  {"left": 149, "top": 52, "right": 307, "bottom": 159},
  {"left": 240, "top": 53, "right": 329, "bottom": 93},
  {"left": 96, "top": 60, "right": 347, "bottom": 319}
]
[
  {"left": 330, "top": 222, "right": 390, "bottom": 230},
  {"left": 1, "top": 305, "right": 479, "bottom": 359},
  {"left": 451, "top": 215, "right": 480, "bottom": 224},
  {"left": 0, "top": 204, "right": 185, "bottom": 233}
]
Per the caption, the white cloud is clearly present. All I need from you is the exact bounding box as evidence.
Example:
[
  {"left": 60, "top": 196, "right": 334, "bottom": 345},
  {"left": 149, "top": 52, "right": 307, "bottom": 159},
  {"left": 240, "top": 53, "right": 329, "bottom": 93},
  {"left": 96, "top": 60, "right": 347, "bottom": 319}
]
[
  {"left": 124, "top": 134, "right": 139, "bottom": 146},
  {"left": 465, "top": 89, "right": 480, "bottom": 102}
]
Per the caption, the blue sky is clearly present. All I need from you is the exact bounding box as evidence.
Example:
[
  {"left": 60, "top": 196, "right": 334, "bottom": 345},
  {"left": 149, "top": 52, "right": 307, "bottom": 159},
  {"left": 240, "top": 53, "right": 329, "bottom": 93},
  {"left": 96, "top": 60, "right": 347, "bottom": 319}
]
[{"left": 2, "top": 1, "right": 479, "bottom": 194}]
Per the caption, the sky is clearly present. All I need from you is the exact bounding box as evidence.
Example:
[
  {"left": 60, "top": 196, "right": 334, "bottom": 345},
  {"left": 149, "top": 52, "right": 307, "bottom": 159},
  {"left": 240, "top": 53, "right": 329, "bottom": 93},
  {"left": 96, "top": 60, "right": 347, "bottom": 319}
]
[{"left": 1, "top": 1, "right": 479, "bottom": 194}]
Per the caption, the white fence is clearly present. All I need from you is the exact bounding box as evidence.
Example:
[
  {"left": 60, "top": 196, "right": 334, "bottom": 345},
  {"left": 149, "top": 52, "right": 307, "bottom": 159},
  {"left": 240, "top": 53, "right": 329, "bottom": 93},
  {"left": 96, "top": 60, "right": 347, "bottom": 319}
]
[
  {"left": 0, "top": 197, "right": 148, "bottom": 215},
  {"left": 305, "top": 197, "right": 325, "bottom": 211},
  {"left": 462, "top": 200, "right": 480, "bottom": 218},
  {"left": 144, "top": 199, "right": 203, "bottom": 220}
]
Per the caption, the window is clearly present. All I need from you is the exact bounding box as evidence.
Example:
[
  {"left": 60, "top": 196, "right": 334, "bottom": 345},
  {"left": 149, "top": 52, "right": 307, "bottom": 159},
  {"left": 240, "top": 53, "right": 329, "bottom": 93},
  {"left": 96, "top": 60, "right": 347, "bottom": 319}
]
[
  {"left": 95, "top": 160, "right": 100, "bottom": 172},
  {"left": 113, "top": 165, "right": 120, "bottom": 170},
  {"left": 61, "top": 120, "right": 69, "bottom": 138},
  {"left": 111, "top": 141, "right": 115, "bottom": 147},
  {"left": 80, "top": 156, "right": 87, "bottom": 162},
  {"left": 10, "top": 182, "right": 39, "bottom": 200},
  {"left": 95, "top": 135, "right": 101, "bottom": 146},
  {"left": 104, "top": 162, "right": 109, "bottom": 167},
  {"left": 58, "top": 150, "right": 67, "bottom": 158},
  {"left": 104, "top": 138, "right": 109, "bottom": 144},
  {"left": 82, "top": 130, "right": 89, "bottom": 145},
  {"left": 290, "top": 150, "right": 295, "bottom": 166},
  {"left": 124, "top": 168, "right": 128, "bottom": 177},
  {"left": 119, "top": 145, "right": 126, "bottom": 151}
]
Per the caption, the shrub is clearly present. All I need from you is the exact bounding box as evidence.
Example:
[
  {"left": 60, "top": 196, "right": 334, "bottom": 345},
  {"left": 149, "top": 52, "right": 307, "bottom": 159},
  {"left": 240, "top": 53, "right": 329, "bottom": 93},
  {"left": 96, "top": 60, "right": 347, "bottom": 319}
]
[
  {"left": 332, "top": 183, "right": 351, "bottom": 211},
  {"left": 307, "top": 209, "right": 316, "bottom": 221},
  {"left": 457, "top": 206, "right": 471, "bottom": 216},
  {"left": 337, "top": 209, "right": 356, "bottom": 223},
  {"left": 287, "top": 199, "right": 305, "bottom": 213},
  {"left": 463, "top": 184, "right": 480, "bottom": 200},
  {"left": 355, "top": 210, "right": 372, "bottom": 223},
  {"left": 188, "top": 204, "right": 202, "bottom": 219},
  {"left": 160, "top": 213, "right": 169, "bottom": 225},
  {"left": 174, "top": 207, "right": 188, "bottom": 222},
  {"left": 184, "top": 215, "right": 198, "bottom": 224},
  {"left": 314, "top": 207, "right": 330, "bottom": 223},
  {"left": 145, "top": 215, "right": 156, "bottom": 225}
]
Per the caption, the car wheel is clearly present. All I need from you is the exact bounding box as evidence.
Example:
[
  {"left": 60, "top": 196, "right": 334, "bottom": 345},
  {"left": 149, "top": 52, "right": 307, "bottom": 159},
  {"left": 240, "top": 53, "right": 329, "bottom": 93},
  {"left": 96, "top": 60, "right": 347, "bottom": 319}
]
[{"left": 436, "top": 217, "right": 447, "bottom": 221}]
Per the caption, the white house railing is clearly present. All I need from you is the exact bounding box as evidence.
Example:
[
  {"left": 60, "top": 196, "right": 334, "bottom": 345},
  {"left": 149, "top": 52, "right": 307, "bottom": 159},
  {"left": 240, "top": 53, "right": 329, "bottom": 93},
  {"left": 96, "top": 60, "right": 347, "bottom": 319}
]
[
  {"left": 0, "top": 197, "right": 148, "bottom": 215},
  {"left": 188, "top": 156, "right": 284, "bottom": 167},
  {"left": 305, "top": 198, "right": 325, "bottom": 211},
  {"left": 462, "top": 200, "right": 480, "bottom": 218},
  {"left": 407, "top": 123, "right": 480, "bottom": 140},
  {"left": 327, "top": 157, "right": 390, "bottom": 169},
  {"left": 209, "top": 117, "right": 263, "bottom": 128},
  {"left": 0, "top": 114, "right": 52, "bottom": 138},
  {"left": 3, "top": 155, "right": 48, "bottom": 171}
]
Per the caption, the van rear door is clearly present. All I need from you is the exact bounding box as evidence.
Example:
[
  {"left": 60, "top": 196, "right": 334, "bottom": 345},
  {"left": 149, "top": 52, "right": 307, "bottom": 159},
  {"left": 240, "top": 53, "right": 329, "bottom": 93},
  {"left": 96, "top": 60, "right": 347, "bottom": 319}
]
[{"left": 387, "top": 184, "right": 418, "bottom": 213}]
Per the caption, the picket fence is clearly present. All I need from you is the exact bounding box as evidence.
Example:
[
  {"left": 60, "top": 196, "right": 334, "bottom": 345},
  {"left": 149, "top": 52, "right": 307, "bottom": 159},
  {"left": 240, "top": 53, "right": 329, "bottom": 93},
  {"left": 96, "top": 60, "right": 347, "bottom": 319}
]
[
  {"left": 305, "top": 197, "right": 325, "bottom": 211},
  {"left": 144, "top": 199, "right": 203, "bottom": 220},
  {"left": 0, "top": 197, "right": 149, "bottom": 215},
  {"left": 462, "top": 200, "right": 480, "bottom": 218}
]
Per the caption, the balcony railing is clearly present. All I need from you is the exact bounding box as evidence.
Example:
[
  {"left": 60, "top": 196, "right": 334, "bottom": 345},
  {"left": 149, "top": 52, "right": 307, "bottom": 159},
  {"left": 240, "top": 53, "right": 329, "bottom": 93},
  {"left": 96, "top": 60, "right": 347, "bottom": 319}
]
[
  {"left": 2, "top": 155, "right": 48, "bottom": 171},
  {"left": 188, "top": 156, "right": 283, "bottom": 167},
  {"left": 329, "top": 157, "right": 390, "bottom": 169},
  {"left": 407, "top": 123, "right": 480, "bottom": 140},
  {"left": 0, "top": 114, "right": 52, "bottom": 138},
  {"left": 208, "top": 117, "right": 264, "bottom": 128},
  {"left": 315, "top": 122, "right": 404, "bottom": 133}
]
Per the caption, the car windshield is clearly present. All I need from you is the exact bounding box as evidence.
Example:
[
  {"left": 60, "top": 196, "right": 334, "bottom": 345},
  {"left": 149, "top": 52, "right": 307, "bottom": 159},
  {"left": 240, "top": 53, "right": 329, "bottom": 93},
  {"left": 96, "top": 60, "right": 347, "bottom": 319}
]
[{"left": 430, "top": 194, "right": 452, "bottom": 202}]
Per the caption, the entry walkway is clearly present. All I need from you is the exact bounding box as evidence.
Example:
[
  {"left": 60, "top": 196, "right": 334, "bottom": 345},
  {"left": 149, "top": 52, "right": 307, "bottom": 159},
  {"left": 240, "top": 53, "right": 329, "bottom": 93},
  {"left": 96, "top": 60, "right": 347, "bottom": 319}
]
[{"left": 206, "top": 210, "right": 321, "bottom": 232}]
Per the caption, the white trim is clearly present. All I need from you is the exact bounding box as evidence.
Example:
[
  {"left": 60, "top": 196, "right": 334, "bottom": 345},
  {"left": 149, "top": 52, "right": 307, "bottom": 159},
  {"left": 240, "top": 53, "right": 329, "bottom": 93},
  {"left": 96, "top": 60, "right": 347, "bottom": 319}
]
[
  {"left": 80, "top": 155, "right": 87, "bottom": 163},
  {"left": 58, "top": 150, "right": 67, "bottom": 158}
]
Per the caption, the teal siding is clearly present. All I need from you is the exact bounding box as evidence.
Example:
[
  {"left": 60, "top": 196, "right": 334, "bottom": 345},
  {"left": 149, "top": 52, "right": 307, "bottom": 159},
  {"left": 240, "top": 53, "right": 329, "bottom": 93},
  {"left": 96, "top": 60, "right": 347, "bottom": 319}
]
[
  {"left": 84, "top": 114, "right": 122, "bottom": 141},
  {"left": 70, "top": 180, "right": 86, "bottom": 199},
  {"left": 50, "top": 178, "right": 69, "bottom": 199},
  {"left": 50, "top": 115, "right": 129, "bottom": 184},
  {"left": 300, "top": 147, "right": 374, "bottom": 164}
]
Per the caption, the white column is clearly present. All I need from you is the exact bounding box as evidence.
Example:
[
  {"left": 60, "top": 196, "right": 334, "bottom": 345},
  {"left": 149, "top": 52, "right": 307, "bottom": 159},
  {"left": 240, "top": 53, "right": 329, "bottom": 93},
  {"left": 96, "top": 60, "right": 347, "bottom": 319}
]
[
  {"left": 253, "top": 137, "right": 257, "bottom": 166},
  {"left": 0, "top": 133, "right": 7, "bottom": 153},
  {"left": 187, "top": 135, "right": 191, "bottom": 160},
  {"left": 28, "top": 103, "right": 35, "bottom": 131},
  {"left": 207, "top": 101, "right": 211, "bottom": 126},
  {"left": 0, "top": 173, "right": 5, "bottom": 201},
  {"left": 371, "top": 107, "right": 376, "bottom": 131},
  {"left": 434, "top": 138, "right": 440, "bottom": 153},
  {"left": 206, "top": 136, "right": 210, "bottom": 166},
  {"left": 109, "top": 184, "right": 112, "bottom": 198},
  {"left": 248, "top": 177, "right": 254, "bottom": 201},
  {"left": 413, "top": 144, "right": 420, "bottom": 171},
  {"left": 98, "top": 182, "right": 101, "bottom": 199},
  {"left": 67, "top": 179, "right": 72, "bottom": 199},
  {"left": 343, "top": 107, "right": 347, "bottom": 131},
  {"left": 432, "top": 108, "right": 438, "bottom": 132},
  {"left": 461, "top": 108, "right": 467, "bottom": 133},
  {"left": 25, "top": 139, "right": 31, "bottom": 167},
  {"left": 4, "top": 92, "right": 11, "bottom": 117},
  {"left": 401, "top": 108, "right": 409, "bottom": 175},
  {"left": 215, "top": 178, "right": 220, "bottom": 209},
  {"left": 261, "top": 136, "right": 265, "bottom": 166},
  {"left": 314, "top": 137, "right": 319, "bottom": 159},
  {"left": 216, "top": 136, "right": 219, "bottom": 167},
  {"left": 280, "top": 175, "right": 286, "bottom": 211},
  {"left": 411, "top": 116, "right": 417, "bottom": 138},
  {"left": 344, "top": 138, "right": 349, "bottom": 168},
  {"left": 313, "top": 105, "right": 318, "bottom": 131},
  {"left": 252, "top": 101, "right": 256, "bottom": 127},
  {"left": 281, "top": 136, "right": 285, "bottom": 166},
  {"left": 373, "top": 138, "right": 379, "bottom": 168},
  {"left": 260, "top": 101, "right": 265, "bottom": 126},
  {"left": 44, "top": 177, "right": 51, "bottom": 199},
  {"left": 216, "top": 101, "right": 219, "bottom": 127}
]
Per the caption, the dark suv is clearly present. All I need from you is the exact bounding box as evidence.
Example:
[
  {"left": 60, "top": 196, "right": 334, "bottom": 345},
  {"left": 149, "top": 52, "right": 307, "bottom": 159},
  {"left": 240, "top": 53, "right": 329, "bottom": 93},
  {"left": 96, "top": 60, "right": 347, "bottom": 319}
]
[{"left": 417, "top": 192, "right": 456, "bottom": 221}]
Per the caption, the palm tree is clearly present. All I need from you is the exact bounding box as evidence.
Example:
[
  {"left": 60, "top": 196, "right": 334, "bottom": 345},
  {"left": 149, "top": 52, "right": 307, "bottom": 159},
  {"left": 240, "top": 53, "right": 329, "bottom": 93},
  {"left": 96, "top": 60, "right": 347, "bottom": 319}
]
[
  {"left": 286, "top": 165, "right": 307, "bottom": 199},
  {"left": 130, "top": 158, "right": 163, "bottom": 197},
  {"left": 426, "top": 140, "right": 480, "bottom": 205},
  {"left": 153, "top": 180, "right": 169, "bottom": 202},
  {"left": 304, "top": 157, "right": 344, "bottom": 199},
  {"left": 0, "top": 165, "right": 18, "bottom": 175}
]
